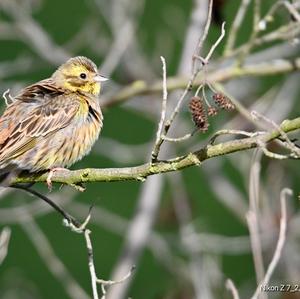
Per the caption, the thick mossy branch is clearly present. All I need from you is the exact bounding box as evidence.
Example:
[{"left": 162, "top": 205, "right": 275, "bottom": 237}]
[{"left": 12, "top": 117, "right": 300, "bottom": 187}]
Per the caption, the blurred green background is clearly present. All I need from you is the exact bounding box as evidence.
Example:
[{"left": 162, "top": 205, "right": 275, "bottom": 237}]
[{"left": 0, "top": 0, "right": 299, "bottom": 298}]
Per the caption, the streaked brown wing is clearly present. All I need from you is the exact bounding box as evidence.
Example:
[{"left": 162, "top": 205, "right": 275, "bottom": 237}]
[
  {"left": 14, "top": 79, "right": 64, "bottom": 102},
  {"left": 0, "top": 81, "right": 80, "bottom": 162}
]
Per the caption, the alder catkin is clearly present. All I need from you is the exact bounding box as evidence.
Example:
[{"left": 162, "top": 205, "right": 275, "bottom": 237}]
[
  {"left": 212, "top": 93, "right": 235, "bottom": 110},
  {"left": 189, "top": 96, "right": 209, "bottom": 132}
]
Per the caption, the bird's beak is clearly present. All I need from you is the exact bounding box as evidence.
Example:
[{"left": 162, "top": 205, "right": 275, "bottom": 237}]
[{"left": 94, "top": 73, "right": 109, "bottom": 82}]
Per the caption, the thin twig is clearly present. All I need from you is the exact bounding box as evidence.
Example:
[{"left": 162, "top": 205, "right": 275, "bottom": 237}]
[
  {"left": 192, "top": 0, "right": 214, "bottom": 71},
  {"left": 252, "top": 111, "right": 300, "bottom": 157},
  {"left": 83, "top": 215, "right": 134, "bottom": 299},
  {"left": 259, "top": 0, "right": 300, "bottom": 32},
  {"left": 11, "top": 184, "right": 81, "bottom": 227},
  {"left": 22, "top": 218, "right": 90, "bottom": 299},
  {"left": 251, "top": 188, "right": 292, "bottom": 299},
  {"left": 226, "top": 279, "right": 240, "bottom": 299},
  {"left": 229, "top": 22, "right": 300, "bottom": 58},
  {"left": 257, "top": 140, "right": 293, "bottom": 160},
  {"left": 97, "top": 266, "right": 135, "bottom": 286},
  {"left": 85, "top": 229, "right": 99, "bottom": 299},
  {"left": 237, "top": 0, "right": 261, "bottom": 65},
  {"left": 283, "top": 1, "right": 300, "bottom": 22},
  {"left": 203, "top": 22, "right": 226, "bottom": 62},
  {"left": 247, "top": 150, "right": 266, "bottom": 298},
  {"left": 0, "top": 227, "right": 11, "bottom": 265},
  {"left": 66, "top": 206, "right": 93, "bottom": 233},
  {"left": 162, "top": 132, "right": 194, "bottom": 142},
  {"left": 151, "top": 56, "right": 168, "bottom": 161},
  {"left": 225, "top": 0, "right": 252, "bottom": 55},
  {"left": 253, "top": 0, "right": 261, "bottom": 31},
  {"left": 209, "top": 129, "right": 265, "bottom": 145},
  {"left": 247, "top": 211, "right": 266, "bottom": 294},
  {"left": 0, "top": 189, "right": 75, "bottom": 223}
]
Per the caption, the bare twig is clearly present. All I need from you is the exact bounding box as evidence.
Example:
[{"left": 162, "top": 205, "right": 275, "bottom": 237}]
[
  {"left": 247, "top": 151, "right": 266, "bottom": 298},
  {"left": 45, "top": 206, "right": 134, "bottom": 299},
  {"left": 192, "top": 0, "right": 214, "bottom": 70},
  {"left": 253, "top": 0, "right": 261, "bottom": 31},
  {"left": 202, "top": 22, "right": 226, "bottom": 62},
  {"left": 0, "top": 227, "right": 11, "bottom": 265},
  {"left": 226, "top": 279, "right": 240, "bottom": 299},
  {"left": 229, "top": 22, "right": 300, "bottom": 58},
  {"left": 178, "top": 0, "right": 209, "bottom": 74},
  {"left": 251, "top": 188, "right": 292, "bottom": 299},
  {"left": 162, "top": 132, "right": 195, "bottom": 142},
  {"left": 225, "top": 0, "right": 252, "bottom": 55},
  {"left": 66, "top": 207, "right": 92, "bottom": 233},
  {"left": 257, "top": 140, "right": 293, "bottom": 160},
  {"left": 283, "top": 1, "right": 300, "bottom": 22},
  {"left": 261, "top": 1, "right": 300, "bottom": 26},
  {"left": 85, "top": 229, "right": 99, "bottom": 299},
  {"left": 252, "top": 111, "right": 300, "bottom": 158},
  {"left": 151, "top": 56, "right": 168, "bottom": 161},
  {"left": 209, "top": 129, "right": 265, "bottom": 145},
  {"left": 0, "top": 189, "right": 75, "bottom": 224},
  {"left": 12, "top": 184, "right": 81, "bottom": 228},
  {"left": 22, "top": 218, "right": 90, "bottom": 299},
  {"left": 247, "top": 211, "right": 266, "bottom": 296},
  {"left": 237, "top": 0, "right": 261, "bottom": 65}
]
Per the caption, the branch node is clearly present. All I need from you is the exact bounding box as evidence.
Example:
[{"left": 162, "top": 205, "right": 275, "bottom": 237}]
[{"left": 137, "top": 176, "right": 146, "bottom": 182}]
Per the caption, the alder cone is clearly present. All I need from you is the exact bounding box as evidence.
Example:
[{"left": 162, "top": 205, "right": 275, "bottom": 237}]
[
  {"left": 212, "top": 93, "right": 235, "bottom": 110},
  {"left": 189, "top": 96, "right": 209, "bottom": 132}
]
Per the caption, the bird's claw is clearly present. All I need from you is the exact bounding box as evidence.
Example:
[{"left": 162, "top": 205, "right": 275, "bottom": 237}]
[{"left": 46, "top": 167, "right": 68, "bottom": 191}]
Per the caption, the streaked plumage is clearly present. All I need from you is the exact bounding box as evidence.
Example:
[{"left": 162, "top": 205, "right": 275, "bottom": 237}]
[{"left": 0, "top": 56, "right": 106, "bottom": 180}]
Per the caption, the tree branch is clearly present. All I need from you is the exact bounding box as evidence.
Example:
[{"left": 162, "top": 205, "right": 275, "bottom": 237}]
[
  {"left": 103, "top": 57, "right": 300, "bottom": 108},
  {"left": 12, "top": 117, "right": 300, "bottom": 186}
]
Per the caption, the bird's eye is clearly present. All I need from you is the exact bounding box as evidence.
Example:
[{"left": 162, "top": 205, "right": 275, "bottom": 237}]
[{"left": 80, "top": 73, "right": 87, "bottom": 79}]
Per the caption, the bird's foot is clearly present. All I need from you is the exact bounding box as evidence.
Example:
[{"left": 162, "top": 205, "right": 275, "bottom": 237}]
[{"left": 46, "top": 167, "right": 68, "bottom": 191}]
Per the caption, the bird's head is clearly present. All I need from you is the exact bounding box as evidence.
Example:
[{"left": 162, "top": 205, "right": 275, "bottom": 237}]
[{"left": 52, "top": 56, "right": 108, "bottom": 95}]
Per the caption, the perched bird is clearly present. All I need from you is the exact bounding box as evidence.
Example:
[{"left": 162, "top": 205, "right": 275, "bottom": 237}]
[{"left": 0, "top": 56, "right": 107, "bottom": 188}]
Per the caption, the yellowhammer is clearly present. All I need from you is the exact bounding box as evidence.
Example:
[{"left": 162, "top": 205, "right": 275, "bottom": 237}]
[{"left": 0, "top": 56, "right": 107, "bottom": 188}]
